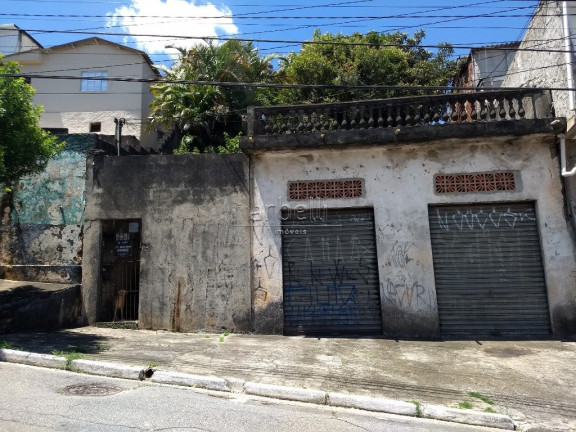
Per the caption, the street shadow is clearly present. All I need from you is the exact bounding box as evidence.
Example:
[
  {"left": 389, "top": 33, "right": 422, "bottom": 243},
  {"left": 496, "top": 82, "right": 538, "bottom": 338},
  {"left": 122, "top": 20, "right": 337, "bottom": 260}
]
[{"left": 0, "top": 330, "right": 109, "bottom": 355}]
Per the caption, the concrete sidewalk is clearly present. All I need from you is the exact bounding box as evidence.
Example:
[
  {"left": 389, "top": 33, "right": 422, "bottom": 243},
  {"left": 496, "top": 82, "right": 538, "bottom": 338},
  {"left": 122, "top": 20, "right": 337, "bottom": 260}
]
[{"left": 1, "top": 326, "right": 575, "bottom": 431}]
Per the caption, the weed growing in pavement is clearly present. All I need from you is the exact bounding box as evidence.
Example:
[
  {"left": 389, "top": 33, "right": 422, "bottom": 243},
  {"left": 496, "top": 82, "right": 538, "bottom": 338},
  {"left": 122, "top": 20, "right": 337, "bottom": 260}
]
[
  {"left": 484, "top": 407, "right": 496, "bottom": 413},
  {"left": 219, "top": 336, "right": 224, "bottom": 342},
  {"left": 204, "top": 335, "right": 211, "bottom": 338},
  {"left": 51, "top": 350, "right": 85, "bottom": 369},
  {"left": 458, "top": 401, "right": 473, "bottom": 409},
  {"left": 147, "top": 361, "right": 158, "bottom": 368},
  {"left": 223, "top": 330, "right": 230, "bottom": 337},
  {"left": 0, "top": 341, "right": 18, "bottom": 350},
  {"left": 411, "top": 400, "right": 423, "bottom": 417},
  {"left": 468, "top": 391, "right": 494, "bottom": 405}
]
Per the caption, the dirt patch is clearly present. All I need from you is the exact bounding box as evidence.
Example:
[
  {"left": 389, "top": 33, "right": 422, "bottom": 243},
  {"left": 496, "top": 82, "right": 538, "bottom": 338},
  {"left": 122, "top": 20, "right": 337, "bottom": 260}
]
[{"left": 483, "top": 347, "right": 534, "bottom": 358}]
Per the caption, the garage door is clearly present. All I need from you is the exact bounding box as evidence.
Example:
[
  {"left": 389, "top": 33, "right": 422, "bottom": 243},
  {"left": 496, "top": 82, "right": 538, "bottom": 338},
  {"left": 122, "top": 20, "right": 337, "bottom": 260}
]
[
  {"left": 428, "top": 202, "right": 551, "bottom": 337},
  {"left": 282, "top": 208, "right": 382, "bottom": 336}
]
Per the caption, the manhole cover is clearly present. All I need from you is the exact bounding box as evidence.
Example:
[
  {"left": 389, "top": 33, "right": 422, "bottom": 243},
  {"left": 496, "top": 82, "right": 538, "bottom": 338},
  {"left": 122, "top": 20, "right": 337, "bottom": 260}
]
[{"left": 61, "top": 383, "right": 125, "bottom": 396}]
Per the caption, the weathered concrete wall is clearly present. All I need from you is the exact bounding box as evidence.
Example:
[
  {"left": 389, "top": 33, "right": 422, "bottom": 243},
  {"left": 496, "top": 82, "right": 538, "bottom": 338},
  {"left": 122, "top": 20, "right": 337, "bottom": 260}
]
[
  {"left": 83, "top": 154, "right": 251, "bottom": 332},
  {"left": 502, "top": 2, "right": 569, "bottom": 117},
  {"left": 0, "top": 134, "right": 95, "bottom": 283},
  {"left": 0, "top": 280, "right": 82, "bottom": 334},
  {"left": 502, "top": 1, "right": 576, "bottom": 251},
  {"left": 250, "top": 135, "right": 576, "bottom": 337}
]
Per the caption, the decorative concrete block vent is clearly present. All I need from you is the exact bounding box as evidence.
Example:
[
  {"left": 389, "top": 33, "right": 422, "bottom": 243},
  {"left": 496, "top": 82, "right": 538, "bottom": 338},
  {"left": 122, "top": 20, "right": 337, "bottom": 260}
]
[
  {"left": 288, "top": 179, "right": 363, "bottom": 200},
  {"left": 435, "top": 172, "right": 516, "bottom": 194}
]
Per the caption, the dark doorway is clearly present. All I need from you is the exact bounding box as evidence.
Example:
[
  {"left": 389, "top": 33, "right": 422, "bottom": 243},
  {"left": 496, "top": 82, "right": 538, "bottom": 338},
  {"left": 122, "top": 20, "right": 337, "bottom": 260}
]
[{"left": 99, "top": 219, "right": 141, "bottom": 322}]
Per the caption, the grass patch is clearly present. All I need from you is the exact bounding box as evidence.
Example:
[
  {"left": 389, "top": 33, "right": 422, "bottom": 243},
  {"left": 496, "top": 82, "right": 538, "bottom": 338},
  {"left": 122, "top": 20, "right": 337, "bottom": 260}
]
[
  {"left": 204, "top": 335, "right": 211, "bottom": 339},
  {"left": 484, "top": 407, "right": 496, "bottom": 413},
  {"left": 147, "top": 361, "right": 158, "bottom": 368},
  {"left": 468, "top": 391, "right": 494, "bottom": 405},
  {"left": 51, "top": 350, "right": 85, "bottom": 369},
  {"left": 219, "top": 336, "right": 225, "bottom": 342},
  {"left": 411, "top": 400, "right": 423, "bottom": 417},
  {"left": 0, "top": 341, "right": 17, "bottom": 350},
  {"left": 458, "top": 401, "right": 473, "bottom": 410}
]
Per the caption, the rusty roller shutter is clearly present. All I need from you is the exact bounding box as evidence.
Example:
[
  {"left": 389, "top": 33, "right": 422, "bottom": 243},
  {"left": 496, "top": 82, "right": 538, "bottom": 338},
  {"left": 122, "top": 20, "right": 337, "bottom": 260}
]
[
  {"left": 428, "top": 202, "right": 551, "bottom": 337},
  {"left": 282, "top": 208, "right": 382, "bottom": 336}
]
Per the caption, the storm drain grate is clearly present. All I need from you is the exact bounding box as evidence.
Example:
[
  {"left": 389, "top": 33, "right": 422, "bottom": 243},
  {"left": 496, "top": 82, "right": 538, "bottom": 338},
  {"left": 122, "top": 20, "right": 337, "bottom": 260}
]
[{"left": 60, "top": 383, "right": 125, "bottom": 396}]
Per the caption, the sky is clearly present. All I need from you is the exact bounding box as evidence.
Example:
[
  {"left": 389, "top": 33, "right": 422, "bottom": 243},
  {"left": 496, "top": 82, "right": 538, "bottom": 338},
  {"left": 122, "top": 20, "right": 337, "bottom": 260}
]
[{"left": 0, "top": 0, "right": 540, "bottom": 68}]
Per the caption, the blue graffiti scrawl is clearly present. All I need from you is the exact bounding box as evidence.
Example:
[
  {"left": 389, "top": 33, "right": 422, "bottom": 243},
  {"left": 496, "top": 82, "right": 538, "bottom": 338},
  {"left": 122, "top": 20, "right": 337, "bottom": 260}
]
[
  {"left": 284, "top": 284, "right": 360, "bottom": 328},
  {"left": 281, "top": 208, "right": 382, "bottom": 335}
]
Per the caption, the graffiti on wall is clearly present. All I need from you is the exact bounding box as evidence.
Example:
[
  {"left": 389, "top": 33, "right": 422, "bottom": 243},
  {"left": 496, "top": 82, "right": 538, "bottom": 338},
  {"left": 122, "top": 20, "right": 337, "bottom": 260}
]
[
  {"left": 435, "top": 207, "right": 536, "bottom": 231},
  {"left": 281, "top": 223, "right": 382, "bottom": 328},
  {"left": 382, "top": 240, "right": 436, "bottom": 312},
  {"left": 283, "top": 283, "right": 361, "bottom": 327}
]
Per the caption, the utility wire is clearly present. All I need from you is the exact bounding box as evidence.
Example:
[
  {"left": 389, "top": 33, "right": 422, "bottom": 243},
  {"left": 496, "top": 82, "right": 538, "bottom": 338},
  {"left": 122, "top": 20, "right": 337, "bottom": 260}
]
[
  {"left": 6, "top": 27, "right": 576, "bottom": 54},
  {"left": 3, "top": 72, "right": 576, "bottom": 92}
]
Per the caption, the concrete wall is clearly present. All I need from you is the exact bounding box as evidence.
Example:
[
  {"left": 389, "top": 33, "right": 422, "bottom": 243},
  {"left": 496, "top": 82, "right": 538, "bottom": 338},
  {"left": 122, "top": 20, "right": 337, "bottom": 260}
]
[
  {"left": 0, "top": 281, "right": 81, "bottom": 334},
  {"left": 0, "top": 134, "right": 96, "bottom": 283},
  {"left": 6, "top": 40, "right": 157, "bottom": 148},
  {"left": 502, "top": 2, "right": 569, "bottom": 118},
  {"left": 502, "top": 1, "right": 576, "bottom": 249},
  {"left": 250, "top": 135, "right": 576, "bottom": 337},
  {"left": 83, "top": 154, "right": 251, "bottom": 332}
]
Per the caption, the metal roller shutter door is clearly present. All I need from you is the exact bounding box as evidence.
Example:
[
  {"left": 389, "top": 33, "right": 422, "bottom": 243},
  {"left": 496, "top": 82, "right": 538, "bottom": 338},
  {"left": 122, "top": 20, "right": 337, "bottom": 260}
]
[
  {"left": 428, "top": 202, "right": 551, "bottom": 337},
  {"left": 282, "top": 208, "right": 382, "bottom": 336}
]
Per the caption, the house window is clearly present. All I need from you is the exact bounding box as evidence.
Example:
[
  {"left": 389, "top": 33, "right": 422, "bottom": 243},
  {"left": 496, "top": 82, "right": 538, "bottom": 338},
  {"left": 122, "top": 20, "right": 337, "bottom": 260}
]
[
  {"left": 90, "top": 122, "right": 102, "bottom": 133},
  {"left": 81, "top": 71, "right": 108, "bottom": 92}
]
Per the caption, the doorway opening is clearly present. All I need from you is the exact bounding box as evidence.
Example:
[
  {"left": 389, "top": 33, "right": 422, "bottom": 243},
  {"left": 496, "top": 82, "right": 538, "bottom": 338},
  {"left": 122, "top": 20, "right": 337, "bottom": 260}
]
[{"left": 99, "top": 219, "right": 141, "bottom": 322}]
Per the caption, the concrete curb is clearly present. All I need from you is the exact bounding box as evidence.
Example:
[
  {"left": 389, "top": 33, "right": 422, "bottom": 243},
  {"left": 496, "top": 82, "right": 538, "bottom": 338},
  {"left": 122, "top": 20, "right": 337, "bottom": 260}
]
[
  {"left": 244, "top": 382, "right": 326, "bottom": 404},
  {"left": 422, "top": 404, "right": 516, "bottom": 430},
  {"left": 0, "top": 348, "right": 67, "bottom": 369},
  {"left": 69, "top": 359, "right": 147, "bottom": 380},
  {"left": 151, "top": 370, "right": 231, "bottom": 392},
  {"left": 0, "top": 348, "right": 516, "bottom": 430},
  {"left": 327, "top": 392, "right": 417, "bottom": 417}
]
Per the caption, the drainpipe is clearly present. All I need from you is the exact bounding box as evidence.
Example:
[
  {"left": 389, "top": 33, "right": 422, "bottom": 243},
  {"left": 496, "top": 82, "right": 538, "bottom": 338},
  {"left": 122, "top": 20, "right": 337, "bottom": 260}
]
[
  {"left": 560, "top": 134, "right": 576, "bottom": 176},
  {"left": 563, "top": 1, "right": 576, "bottom": 111}
]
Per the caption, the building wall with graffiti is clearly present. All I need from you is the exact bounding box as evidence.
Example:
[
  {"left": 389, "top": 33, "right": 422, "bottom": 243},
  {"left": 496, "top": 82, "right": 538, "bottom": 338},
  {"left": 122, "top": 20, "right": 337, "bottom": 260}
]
[{"left": 249, "top": 135, "right": 576, "bottom": 337}]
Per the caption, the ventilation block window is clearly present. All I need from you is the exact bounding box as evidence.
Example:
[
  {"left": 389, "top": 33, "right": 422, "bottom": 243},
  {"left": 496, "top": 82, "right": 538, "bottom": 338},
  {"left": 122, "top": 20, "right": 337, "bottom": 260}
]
[
  {"left": 288, "top": 179, "right": 363, "bottom": 200},
  {"left": 89, "top": 122, "right": 102, "bottom": 133},
  {"left": 435, "top": 172, "right": 516, "bottom": 194}
]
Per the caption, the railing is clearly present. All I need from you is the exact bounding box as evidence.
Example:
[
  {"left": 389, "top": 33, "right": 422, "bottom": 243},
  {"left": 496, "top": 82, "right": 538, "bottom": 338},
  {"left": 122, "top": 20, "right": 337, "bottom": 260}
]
[{"left": 246, "top": 89, "right": 552, "bottom": 137}]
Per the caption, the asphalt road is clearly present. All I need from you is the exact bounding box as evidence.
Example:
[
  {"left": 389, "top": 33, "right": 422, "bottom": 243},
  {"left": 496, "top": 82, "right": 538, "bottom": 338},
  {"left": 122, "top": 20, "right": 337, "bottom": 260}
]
[{"left": 0, "top": 362, "right": 504, "bottom": 432}]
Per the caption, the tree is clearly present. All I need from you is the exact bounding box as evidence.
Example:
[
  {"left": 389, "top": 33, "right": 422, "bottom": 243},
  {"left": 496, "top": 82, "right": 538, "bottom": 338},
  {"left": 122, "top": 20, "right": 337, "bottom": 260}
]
[
  {"left": 149, "top": 40, "right": 285, "bottom": 153},
  {"left": 0, "top": 58, "right": 62, "bottom": 186},
  {"left": 278, "top": 30, "right": 456, "bottom": 104}
]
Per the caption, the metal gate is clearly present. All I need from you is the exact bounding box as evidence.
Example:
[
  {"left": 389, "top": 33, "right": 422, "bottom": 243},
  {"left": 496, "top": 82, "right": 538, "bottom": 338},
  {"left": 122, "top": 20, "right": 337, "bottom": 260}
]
[
  {"left": 281, "top": 207, "right": 382, "bottom": 336},
  {"left": 99, "top": 220, "right": 141, "bottom": 322},
  {"left": 428, "top": 202, "right": 551, "bottom": 337}
]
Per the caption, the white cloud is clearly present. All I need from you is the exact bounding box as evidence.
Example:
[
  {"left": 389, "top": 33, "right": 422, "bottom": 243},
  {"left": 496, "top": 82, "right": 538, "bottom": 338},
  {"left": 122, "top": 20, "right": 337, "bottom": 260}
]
[{"left": 106, "top": 0, "right": 238, "bottom": 55}]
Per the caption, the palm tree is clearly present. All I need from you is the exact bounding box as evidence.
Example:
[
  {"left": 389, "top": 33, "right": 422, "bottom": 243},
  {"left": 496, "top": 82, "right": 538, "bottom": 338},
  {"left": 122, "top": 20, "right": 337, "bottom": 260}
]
[{"left": 149, "top": 40, "right": 285, "bottom": 153}]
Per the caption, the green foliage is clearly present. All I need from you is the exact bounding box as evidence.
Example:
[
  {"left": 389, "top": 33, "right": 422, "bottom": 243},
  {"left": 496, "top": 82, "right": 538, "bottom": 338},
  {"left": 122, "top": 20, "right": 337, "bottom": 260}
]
[
  {"left": 0, "top": 58, "right": 63, "bottom": 185},
  {"left": 150, "top": 40, "right": 285, "bottom": 153},
  {"left": 458, "top": 401, "right": 473, "bottom": 409},
  {"left": 0, "top": 341, "right": 17, "bottom": 350},
  {"left": 51, "top": 349, "right": 85, "bottom": 369},
  {"left": 411, "top": 400, "right": 423, "bottom": 417},
  {"left": 278, "top": 29, "right": 456, "bottom": 104},
  {"left": 468, "top": 391, "right": 494, "bottom": 405}
]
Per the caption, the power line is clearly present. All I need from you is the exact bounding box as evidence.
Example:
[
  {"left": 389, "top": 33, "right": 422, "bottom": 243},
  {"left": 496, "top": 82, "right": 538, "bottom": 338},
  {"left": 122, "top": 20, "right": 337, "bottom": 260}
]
[
  {"left": 7, "top": 28, "right": 576, "bottom": 54},
  {"left": 3, "top": 72, "right": 576, "bottom": 92}
]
